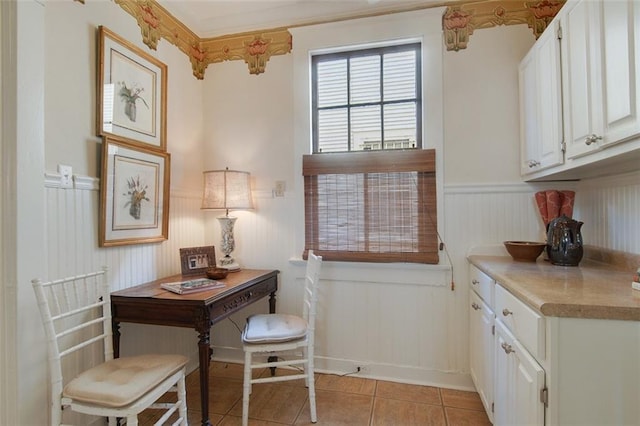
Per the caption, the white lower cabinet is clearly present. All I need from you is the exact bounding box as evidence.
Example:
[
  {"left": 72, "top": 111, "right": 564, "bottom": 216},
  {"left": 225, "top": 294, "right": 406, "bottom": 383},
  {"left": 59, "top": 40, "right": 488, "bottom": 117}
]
[
  {"left": 469, "top": 266, "right": 496, "bottom": 421},
  {"left": 469, "top": 263, "right": 640, "bottom": 426},
  {"left": 494, "top": 319, "right": 545, "bottom": 426},
  {"left": 469, "top": 290, "right": 494, "bottom": 421}
]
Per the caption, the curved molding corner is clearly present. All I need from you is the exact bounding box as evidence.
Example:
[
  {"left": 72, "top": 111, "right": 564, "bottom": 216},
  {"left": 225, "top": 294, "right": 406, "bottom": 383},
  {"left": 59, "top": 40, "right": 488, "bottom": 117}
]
[
  {"left": 443, "top": 0, "right": 565, "bottom": 52},
  {"left": 114, "top": 0, "right": 292, "bottom": 79}
]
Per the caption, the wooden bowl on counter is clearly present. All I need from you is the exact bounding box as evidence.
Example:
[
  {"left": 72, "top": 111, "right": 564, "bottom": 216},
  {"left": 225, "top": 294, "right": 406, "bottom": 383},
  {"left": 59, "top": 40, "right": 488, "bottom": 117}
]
[
  {"left": 206, "top": 267, "right": 229, "bottom": 280},
  {"left": 503, "top": 241, "right": 546, "bottom": 262}
]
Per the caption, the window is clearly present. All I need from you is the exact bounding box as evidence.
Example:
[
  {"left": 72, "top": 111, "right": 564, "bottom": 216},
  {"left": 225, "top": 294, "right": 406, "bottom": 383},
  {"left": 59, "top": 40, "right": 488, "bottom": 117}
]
[
  {"left": 303, "top": 149, "right": 438, "bottom": 264},
  {"left": 312, "top": 43, "right": 421, "bottom": 153},
  {"left": 296, "top": 12, "right": 444, "bottom": 264},
  {"left": 305, "top": 42, "right": 437, "bottom": 264}
]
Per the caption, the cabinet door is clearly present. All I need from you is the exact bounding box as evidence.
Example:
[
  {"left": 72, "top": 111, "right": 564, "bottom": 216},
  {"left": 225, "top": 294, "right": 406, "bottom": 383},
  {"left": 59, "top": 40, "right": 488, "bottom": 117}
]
[
  {"left": 536, "top": 21, "right": 564, "bottom": 170},
  {"left": 519, "top": 47, "right": 540, "bottom": 174},
  {"left": 562, "top": 0, "right": 603, "bottom": 159},
  {"left": 519, "top": 21, "right": 563, "bottom": 175},
  {"left": 469, "top": 291, "right": 494, "bottom": 422},
  {"left": 599, "top": 0, "right": 640, "bottom": 147},
  {"left": 494, "top": 320, "right": 545, "bottom": 426},
  {"left": 563, "top": 0, "right": 640, "bottom": 158}
]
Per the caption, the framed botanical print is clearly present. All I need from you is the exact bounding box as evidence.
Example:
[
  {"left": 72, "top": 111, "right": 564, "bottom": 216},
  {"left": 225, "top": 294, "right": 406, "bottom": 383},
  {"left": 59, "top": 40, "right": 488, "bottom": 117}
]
[
  {"left": 97, "top": 26, "right": 167, "bottom": 151},
  {"left": 99, "top": 135, "right": 170, "bottom": 246}
]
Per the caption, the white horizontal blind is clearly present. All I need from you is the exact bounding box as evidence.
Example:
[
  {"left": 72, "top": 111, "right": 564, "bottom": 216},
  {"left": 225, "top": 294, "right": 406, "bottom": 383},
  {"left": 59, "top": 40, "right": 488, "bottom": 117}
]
[{"left": 313, "top": 43, "right": 421, "bottom": 153}]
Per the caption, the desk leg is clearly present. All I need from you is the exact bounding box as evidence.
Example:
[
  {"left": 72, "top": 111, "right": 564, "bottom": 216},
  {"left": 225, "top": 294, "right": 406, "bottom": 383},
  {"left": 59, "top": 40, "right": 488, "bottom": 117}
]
[
  {"left": 269, "top": 291, "right": 276, "bottom": 314},
  {"left": 268, "top": 291, "right": 277, "bottom": 376},
  {"left": 197, "top": 327, "right": 212, "bottom": 426},
  {"left": 112, "top": 321, "right": 121, "bottom": 358}
]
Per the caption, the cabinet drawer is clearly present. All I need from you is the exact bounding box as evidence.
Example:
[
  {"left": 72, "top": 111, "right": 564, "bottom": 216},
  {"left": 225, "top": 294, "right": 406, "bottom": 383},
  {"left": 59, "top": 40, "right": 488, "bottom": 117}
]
[
  {"left": 495, "top": 284, "right": 545, "bottom": 360},
  {"left": 469, "top": 265, "right": 494, "bottom": 308}
]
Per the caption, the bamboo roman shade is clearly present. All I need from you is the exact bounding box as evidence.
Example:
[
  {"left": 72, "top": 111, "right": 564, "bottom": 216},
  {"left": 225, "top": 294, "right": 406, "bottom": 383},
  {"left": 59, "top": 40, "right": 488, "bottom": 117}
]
[{"left": 303, "top": 149, "right": 438, "bottom": 264}]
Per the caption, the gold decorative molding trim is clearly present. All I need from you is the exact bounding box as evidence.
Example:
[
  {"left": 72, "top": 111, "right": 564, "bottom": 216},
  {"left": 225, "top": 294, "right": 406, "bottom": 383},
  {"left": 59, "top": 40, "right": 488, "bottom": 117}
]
[
  {"left": 443, "top": 0, "right": 565, "bottom": 51},
  {"left": 110, "top": 0, "right": 564, "bottom": 76},
  {"left": 114, "top": 0, "right": 292, "bottom": 79}
]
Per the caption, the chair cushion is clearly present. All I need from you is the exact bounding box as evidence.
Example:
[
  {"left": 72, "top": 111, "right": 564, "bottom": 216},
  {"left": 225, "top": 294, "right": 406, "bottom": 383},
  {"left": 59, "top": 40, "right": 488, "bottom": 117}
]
[
  {"left": 63, "top": 354, "right": 187, "bottom": 408},
  {"left": 243, "top": 314, "right": 308, "bottom": 343}
]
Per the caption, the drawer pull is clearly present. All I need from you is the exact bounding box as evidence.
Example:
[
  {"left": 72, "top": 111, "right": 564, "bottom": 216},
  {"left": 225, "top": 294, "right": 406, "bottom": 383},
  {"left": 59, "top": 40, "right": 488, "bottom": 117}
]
[
  {"left": 501, "top": 342, "right": 515, "bottom": 354},
  {"left": 471, "top": 279, "right": 479, "bottom": 285},
  {"left": 471, "top": 302, "right": 481, "bottom": 311},
  {"left": 502, "top": 308, "right": 513, "bottom": 317}
]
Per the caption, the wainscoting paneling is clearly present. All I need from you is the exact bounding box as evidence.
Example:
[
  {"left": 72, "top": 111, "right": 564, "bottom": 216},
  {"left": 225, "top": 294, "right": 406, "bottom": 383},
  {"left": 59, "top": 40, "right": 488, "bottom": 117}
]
[
  {"left": 42, "top": 174, "right": 640, "bottom": 396},
  {"left": 574, "top": 171, "right": 640, "bottom": 255},
  {"left": 44, "top": 178, "right": 207, "bottom": 373}
]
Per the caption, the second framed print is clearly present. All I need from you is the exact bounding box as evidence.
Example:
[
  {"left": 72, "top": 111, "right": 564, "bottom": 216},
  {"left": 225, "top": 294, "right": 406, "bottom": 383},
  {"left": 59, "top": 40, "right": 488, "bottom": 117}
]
[
  {"left": 97, "top": 26, "right": 167, "bottom": 151},
  {"left": 100, "top": 136, "right": 170, "bottom": 247}
]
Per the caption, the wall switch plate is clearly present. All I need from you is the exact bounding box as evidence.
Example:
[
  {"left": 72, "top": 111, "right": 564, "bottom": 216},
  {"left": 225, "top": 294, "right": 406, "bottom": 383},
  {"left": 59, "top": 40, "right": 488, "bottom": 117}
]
[
  {"left": 58, "top": 164, "right": 73, "bottom": 189},
  {"left": 274, "top": 180, "right": 286, "bottom": 197}
]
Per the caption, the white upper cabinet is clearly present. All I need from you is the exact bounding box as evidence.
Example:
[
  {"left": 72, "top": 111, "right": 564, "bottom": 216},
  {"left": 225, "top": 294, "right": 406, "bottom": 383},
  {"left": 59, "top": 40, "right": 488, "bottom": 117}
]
[
  {"left": 562, "top": 0, "right": 601, "bottom": 159},
  {"left": 520, "top": 0, "right": 640, "bottom": 181},
  {"left": 562, "top": 0, "right": 640, "bottom": 159},
  {"left": 599, "top": 1, "right": 640, "bottom": 145},
  {"left": 519, "top": 20, "right": 564, "bottom": 175}
]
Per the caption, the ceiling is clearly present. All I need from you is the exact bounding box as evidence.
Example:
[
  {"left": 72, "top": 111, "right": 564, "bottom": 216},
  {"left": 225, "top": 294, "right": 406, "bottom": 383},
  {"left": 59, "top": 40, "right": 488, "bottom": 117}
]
[{"left": 156, "top": 0, "right": 458, "bottom": 38}]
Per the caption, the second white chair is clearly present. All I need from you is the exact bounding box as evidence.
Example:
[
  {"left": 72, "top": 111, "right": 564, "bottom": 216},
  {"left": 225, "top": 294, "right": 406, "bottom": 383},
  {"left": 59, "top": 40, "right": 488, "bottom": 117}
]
[{"left": 241, "top": 251, "right": 323, "bottom": 426}]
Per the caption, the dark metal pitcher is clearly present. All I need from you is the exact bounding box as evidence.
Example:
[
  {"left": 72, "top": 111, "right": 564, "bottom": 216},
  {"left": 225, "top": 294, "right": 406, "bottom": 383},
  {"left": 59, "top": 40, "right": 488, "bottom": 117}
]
[{"left": 546, "top": 214, "right": 584, "bottom": 266}]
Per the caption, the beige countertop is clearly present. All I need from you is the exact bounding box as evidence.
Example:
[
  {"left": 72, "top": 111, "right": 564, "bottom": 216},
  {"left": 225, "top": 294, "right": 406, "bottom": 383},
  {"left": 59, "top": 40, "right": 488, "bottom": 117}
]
[{"left": 467, "top": 255, "right": 640, "bottom": 321}]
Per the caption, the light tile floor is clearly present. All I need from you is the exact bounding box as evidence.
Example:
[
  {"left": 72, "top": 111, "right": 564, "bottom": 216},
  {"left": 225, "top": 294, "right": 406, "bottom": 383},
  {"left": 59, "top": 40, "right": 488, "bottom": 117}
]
[{"left": 140, "top": 361, "right": 491, "bottom": 425}]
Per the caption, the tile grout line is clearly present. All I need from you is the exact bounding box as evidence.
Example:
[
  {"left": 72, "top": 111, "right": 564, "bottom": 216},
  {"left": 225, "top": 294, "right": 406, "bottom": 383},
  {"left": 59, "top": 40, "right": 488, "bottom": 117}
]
[{"left": 368, "top": 380, "right": 380, "bottom": 425}]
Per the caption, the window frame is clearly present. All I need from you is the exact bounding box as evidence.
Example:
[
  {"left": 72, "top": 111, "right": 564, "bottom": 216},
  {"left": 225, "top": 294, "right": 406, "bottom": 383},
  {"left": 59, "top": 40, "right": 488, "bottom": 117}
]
[{"left": 311, "top": 42, "right": 423, "bottom": 154}]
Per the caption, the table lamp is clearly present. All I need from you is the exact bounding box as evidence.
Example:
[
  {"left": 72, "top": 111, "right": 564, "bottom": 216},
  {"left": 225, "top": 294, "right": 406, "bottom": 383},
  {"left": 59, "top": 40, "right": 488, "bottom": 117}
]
[{"left": 201, "top": 168, "right": 253, "bottom": 271}]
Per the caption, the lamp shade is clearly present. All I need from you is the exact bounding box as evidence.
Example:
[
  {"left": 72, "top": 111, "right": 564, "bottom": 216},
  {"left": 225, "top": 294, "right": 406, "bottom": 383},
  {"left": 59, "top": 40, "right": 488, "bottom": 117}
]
[{"left": 201, "top": 168, "right": 253, "bottom": 211}]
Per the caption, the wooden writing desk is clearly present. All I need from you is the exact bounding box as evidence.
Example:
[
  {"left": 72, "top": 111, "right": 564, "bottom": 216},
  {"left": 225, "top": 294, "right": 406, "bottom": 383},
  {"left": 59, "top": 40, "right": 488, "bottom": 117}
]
[{"left": 111, "top": 269, "right": 279, "bottom": 426}]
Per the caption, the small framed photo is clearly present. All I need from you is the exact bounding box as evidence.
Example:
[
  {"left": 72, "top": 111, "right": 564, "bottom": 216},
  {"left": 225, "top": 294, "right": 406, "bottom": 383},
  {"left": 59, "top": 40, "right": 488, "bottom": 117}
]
[
  {"left": 99, "top": 135, "right": 170, "bottom": 247},
  {"left": 97, "top": 26, "right": 167, "bottom": 151},
  {"left": 180, "top": 246, "right": 216, "bottom": 276}
]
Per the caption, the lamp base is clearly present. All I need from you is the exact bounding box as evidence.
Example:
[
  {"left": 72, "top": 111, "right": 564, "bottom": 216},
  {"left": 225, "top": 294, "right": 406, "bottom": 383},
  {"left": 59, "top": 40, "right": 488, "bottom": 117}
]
[
  {"left": 217, "top": 216, "right": 241, "bottom": 271},
  {"left": 218, "top": 255, "right": 240, "bottom": 272}
]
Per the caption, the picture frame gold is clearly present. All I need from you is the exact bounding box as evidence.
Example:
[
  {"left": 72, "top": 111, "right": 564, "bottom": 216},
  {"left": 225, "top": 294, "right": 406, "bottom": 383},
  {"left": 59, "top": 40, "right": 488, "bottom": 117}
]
[
  {"left": 179, "top": 246, "right": 216, "bottom": 276},
  {"left": 99, "top": 135, "right": 170, "bottom": 247},
  {"left": 97, "top": 25, "right": 167, "bottom": 151}
]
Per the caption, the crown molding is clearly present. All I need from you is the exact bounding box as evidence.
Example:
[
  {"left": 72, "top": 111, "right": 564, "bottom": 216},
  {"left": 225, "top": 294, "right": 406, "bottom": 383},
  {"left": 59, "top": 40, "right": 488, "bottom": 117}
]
[
  {"left": 108, "top": 0, "right": 564, "bottom": 78},
  {"left": 114, "top": 0, "right": 291, "bottom": 79},
  {"left": 443, "top": 0, "right": 565, "bottom": 51}
]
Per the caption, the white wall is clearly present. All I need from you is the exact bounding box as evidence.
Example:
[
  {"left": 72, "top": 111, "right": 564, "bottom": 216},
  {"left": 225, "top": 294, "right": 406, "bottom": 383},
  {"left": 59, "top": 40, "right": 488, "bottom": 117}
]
[
  {"left": 444, "top": 25, "right": 532, "bottom": 184},
  {"left": 44, "top": 1, "right": 204, "bottom": 189},
  {"left": 4, "top": 1, "right": 206, "bottom": 424},
  {"left": 2, "top": 1, "right": 48, "bottom": 425}
]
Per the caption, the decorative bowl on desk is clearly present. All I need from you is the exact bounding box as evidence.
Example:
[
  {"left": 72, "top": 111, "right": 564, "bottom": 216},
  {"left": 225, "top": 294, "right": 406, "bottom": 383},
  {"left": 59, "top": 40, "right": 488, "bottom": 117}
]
[
  {"left": 206, "top": 267, "right": 229, "bottom": 280},
  {"left": 504, "top": 241, "right": 546, "bottom": 262}
]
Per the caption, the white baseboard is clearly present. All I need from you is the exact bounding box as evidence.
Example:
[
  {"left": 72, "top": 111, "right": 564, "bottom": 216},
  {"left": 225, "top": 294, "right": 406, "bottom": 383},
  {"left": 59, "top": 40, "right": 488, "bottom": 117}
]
[{"left": 211, "top": 345, "right": 475, "bottom": 391}]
